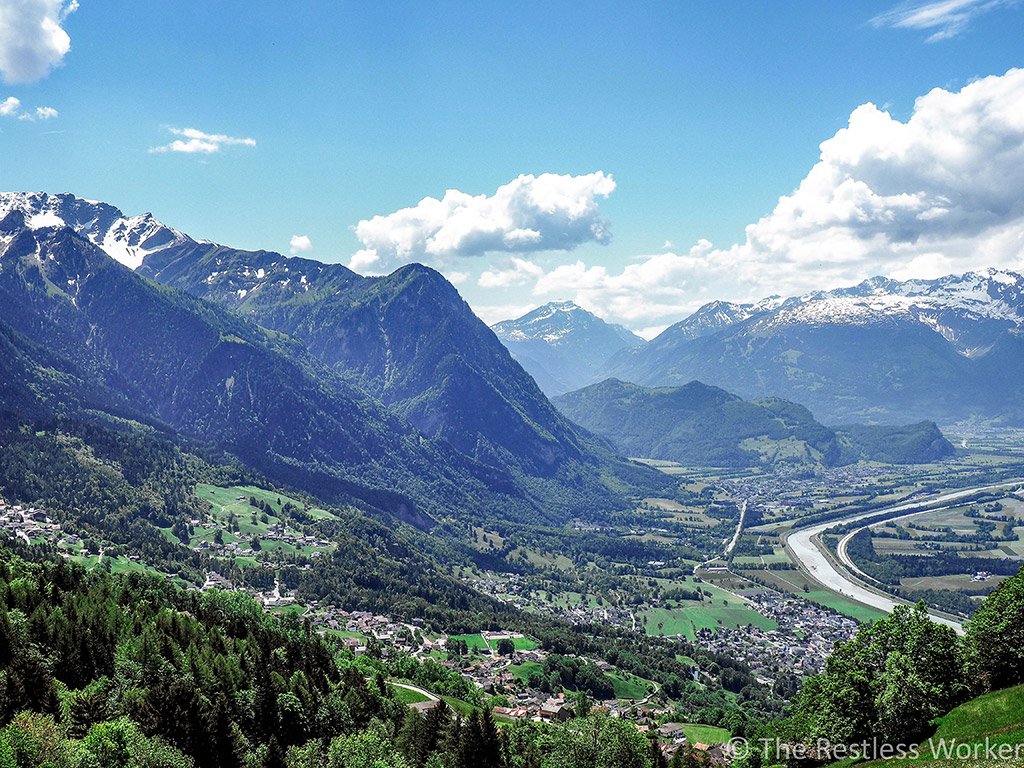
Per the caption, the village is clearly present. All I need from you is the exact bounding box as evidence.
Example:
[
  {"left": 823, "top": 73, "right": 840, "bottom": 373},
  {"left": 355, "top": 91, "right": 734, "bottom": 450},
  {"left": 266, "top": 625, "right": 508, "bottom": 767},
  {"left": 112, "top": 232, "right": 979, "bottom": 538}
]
[
  {"left": 692, "top": 588, "right": 859, "bottom": 684},
  {"left": 468, "top": 565, "right": 859, "bottom": 685},
  {"left": 1, "top": 494, "right": 845, "bottom": 762}
]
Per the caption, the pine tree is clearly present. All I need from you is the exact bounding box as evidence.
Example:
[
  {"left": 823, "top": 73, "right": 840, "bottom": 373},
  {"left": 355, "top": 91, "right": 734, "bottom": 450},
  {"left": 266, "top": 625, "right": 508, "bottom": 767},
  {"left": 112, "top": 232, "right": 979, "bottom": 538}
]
[
  {"left": 263, "top": 734, "right": 287, "bottom": 768},
  {"left": 649, "top": 737, "right": 668, "bottom": 768},
  {"left": 479, "top": 707, "right": 502, "bottom": 768}
]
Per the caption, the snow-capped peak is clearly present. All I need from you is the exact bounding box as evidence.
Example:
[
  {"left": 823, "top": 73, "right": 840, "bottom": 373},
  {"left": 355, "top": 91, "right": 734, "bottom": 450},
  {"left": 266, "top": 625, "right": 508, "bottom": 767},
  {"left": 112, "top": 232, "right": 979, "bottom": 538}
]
[
  {"left": 492, "top": 300, "right": 644, "bottom": 347},
  {"left": 663, "top": 269, "right": 1024, "bottom": 352},
  {"left": 0, "top": 191, "right": 194, "bottom": 270}
]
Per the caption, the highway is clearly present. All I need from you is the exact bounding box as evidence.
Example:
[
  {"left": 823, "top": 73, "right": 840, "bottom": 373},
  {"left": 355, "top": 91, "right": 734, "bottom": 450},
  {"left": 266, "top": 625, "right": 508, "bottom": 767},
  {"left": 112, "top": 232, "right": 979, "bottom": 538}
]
[
  {"left": 694, "top": 499, "right": 748, "bottom": 576},
  {"left": 785, "top": 479, "right": 1024, "bottom": 635},
  {"left": 724, "top": 500, "right": 748, "bottom": 558}
]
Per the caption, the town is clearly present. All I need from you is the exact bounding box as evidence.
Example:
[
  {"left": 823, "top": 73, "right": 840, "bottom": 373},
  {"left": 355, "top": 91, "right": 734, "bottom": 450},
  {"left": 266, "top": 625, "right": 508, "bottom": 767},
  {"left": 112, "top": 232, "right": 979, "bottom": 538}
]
[{"left": 0, "top": 491, "right": 856, "bottom": 764}]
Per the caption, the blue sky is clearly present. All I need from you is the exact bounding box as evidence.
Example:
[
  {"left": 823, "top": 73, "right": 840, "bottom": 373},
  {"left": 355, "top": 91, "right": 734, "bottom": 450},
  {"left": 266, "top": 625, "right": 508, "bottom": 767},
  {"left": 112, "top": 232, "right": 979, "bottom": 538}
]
[{"left": 2, "top": 0, "right": 1023, "bottom": 333}]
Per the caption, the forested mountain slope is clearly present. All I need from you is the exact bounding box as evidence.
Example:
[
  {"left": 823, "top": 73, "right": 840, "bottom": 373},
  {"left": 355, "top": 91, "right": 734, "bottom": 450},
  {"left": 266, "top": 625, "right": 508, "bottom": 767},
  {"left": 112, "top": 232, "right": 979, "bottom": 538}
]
[{"left": 554, "top": 379, "right": 953, "bottom": 468}]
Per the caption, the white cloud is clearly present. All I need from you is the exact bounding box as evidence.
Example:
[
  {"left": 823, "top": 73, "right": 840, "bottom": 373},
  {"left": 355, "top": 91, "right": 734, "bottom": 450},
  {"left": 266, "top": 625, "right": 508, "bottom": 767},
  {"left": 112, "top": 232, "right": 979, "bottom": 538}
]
[
  {"left": 0, "top": 0, "right": 76, "bottom": 84},
  {"left": 349, "top": 171, "right": 616, "bottom": 273},
  {"left": 530, "top": 241, "right": 718, "bottom": 325},
  {"left": 478, "top": 257, "right": 545, "bottom": 289},
  {"left": 635, "top": 324, "right": 672, "bottom": 341},
  {"left": 150, "top": 126, "right": 256, "bottom": 154},
  {"left": 472, "top": 302, "right": 541, "bottom": 327},
  {"left": 518, "top": 68, "right": 1024, "bottom": 329},
  {"left": 289, "top": 234, "right": 312, "bottom": 255},
  {"left": 443, "top": 270, "right": 469, "bottom": 285},
  {"left": 870, "top": 0, "right": 1018, "bottom": 42},
  {"left": 0, "top": 94, "right": 57, "bottom": 120}
]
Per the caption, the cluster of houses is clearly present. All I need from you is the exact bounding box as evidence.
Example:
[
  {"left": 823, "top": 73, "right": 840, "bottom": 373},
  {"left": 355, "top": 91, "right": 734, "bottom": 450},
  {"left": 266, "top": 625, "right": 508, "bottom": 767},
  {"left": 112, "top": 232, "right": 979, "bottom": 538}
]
[
  {"left": 468, "top": 572, "right": 636, "bottom": 628},
  {"left": 693, "top": 587, "right": 857, "bottom": 681},
  {"left": 0, "top": 499, "right": 84, "bottom": 552},
  {"left": 187, "top": 507, "right": 333, "bottom": 563}
]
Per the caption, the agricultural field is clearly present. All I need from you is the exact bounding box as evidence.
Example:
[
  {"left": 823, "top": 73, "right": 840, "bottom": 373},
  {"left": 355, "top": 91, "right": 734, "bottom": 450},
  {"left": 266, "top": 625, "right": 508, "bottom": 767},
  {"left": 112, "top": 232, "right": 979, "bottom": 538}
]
[
  {"left": 447, "top": 634, "right": 491, "bottom": 651},
  {"left": 190, "top": 484, "right": 338, "bottom": 559},
  {"left": 900, "top": 574, "right": 1010, "bottom": 591},
  {"left": 641, "top": 579, "right": 778, "bottom": 641},
  {"left": 681, "top": 724, "right": 732, "bottom": 746}
]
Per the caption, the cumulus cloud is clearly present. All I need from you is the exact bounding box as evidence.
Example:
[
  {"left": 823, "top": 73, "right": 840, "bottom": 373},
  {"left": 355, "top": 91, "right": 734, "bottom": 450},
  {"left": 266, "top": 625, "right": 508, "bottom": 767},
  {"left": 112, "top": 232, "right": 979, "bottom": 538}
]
[
  {"left": 870, "top": 0, "right": 1018, "bottom": 42},
  {"left": 0, "top": 94, "right": 57, "bottom": 120},
  {"left": 0, "top": 0, "right": 76, "bottom": 84},
  {"left": 528, "top": 241, "right": 719, "bottom": 325},
  {"left": 289, "top": 234, "right": 312, "bottom": 255},
  {"left": 478, "top": 257, "right": 545, "bottom": 289},
  {"left": 150, "top": 126, "right": 256, "bottom": 154},
  {"left": 443, "top": 270, "right": 470, "bottom": 285},
  {"left": 519, "top": 68, "right": 1024, "bottom": 329},
  {"left": 349, "top": 172, "right": 615, "bottom": 273}
]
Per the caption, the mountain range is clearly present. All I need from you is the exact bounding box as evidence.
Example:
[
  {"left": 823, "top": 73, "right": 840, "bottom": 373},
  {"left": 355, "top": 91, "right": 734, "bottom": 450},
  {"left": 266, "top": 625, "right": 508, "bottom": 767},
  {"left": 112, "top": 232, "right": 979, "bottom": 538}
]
[
  {"left": 491, "top": 301, "right": 645, "bottom": 396},
  {"left": 493, "top": 267, "right": 1024, "bottom": 426},
  {"left": 552, "top": 379, "right": 954, "bottom": 468},
  {"left": 604, "top": 270, "right": 1024, "bottom": 424},
  {"left": 0, "top": 192, "right": 668, "bottom": 529}
]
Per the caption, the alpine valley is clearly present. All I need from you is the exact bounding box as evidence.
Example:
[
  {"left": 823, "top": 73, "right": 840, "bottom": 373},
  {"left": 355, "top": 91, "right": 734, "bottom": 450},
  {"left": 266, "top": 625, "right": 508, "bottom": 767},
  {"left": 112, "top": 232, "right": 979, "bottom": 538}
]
[{"left": 3, "top": 191, "right": 1024, "bottom": 768}]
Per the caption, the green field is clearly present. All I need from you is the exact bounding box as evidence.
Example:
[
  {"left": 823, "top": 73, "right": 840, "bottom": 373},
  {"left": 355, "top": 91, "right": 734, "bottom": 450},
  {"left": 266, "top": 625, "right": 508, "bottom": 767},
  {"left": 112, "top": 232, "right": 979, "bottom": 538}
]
[
  {"left": 513, "top": 547, "right": 574, "bottom": 570},
  {"left": 441, "top": 696, "right": 477, "bottom": 718},
  {"left": 610, "top": 671, "right": 654, "bottom": 700},
  {"left": 642, "top": 581, "right": 778, "bottom": 640},
  {"left": 198, "top": 483, "right": 336, "bottom": 520},
  {"left": 642, "top": 603, "right": 777, "bottom": 640},
  {"left": 682, "top": 724, "right": 731, "bottom": 746},
  {"left": 269, "top": 604, "right": 305, "bottom": 617},
  {"left": 901, "top": 574, "right": 1008, "bottom": 591},
  {"left": 448, "top": 634, "right": 490, "bottom": 651},
  {"left": 827, "top": 684, "right": 1024, "bottom": 766},
  {"left": 389, "top": 685, "right": 430, "bottom": 705},
  {"left": 510, "top": 661, "right": 543, "bottom": 684},
  {"left": 512, "top": 637, "right": 538, "bottom": 650}
]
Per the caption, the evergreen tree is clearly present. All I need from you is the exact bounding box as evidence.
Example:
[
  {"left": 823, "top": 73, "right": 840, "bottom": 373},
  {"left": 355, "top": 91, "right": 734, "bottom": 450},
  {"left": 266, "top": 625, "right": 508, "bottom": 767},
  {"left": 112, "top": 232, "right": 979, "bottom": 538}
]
[{"left": 650, "top": 737, "right": 668, "bottom": 768}]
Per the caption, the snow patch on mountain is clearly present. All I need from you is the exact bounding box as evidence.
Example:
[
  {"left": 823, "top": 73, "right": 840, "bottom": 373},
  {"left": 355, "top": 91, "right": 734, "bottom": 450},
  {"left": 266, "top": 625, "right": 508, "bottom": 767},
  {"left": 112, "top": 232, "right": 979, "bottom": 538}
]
[
  {"left": 0, "top": 191, "right": 195, "bottom": 270},
  {"left": 493, "top": 300, "right": 644, "bottom": 348},
  {"left": 662, "top": 269, "right": 1024, "bottom": 358},
  {"left": 491, "top": 301, "right": 647, "bottom": 396}
]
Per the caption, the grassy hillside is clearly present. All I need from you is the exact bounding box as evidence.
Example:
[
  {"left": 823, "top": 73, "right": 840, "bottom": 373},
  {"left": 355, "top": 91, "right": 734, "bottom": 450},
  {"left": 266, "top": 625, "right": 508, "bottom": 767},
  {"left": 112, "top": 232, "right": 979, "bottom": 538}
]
[{"left": 828, "top": 684, "right": 1024, "bottom": 766}]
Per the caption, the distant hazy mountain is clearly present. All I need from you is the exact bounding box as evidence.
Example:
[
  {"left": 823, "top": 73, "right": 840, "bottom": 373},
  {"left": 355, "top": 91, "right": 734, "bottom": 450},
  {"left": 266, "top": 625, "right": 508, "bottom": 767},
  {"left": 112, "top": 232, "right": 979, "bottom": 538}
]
[
  {"left": 491, "top": 301, "right": 646, "bottom": 395},
  {"left": 601, "top": 271, "right": 1024, "bottom": 424},
  {"left": 0, "top": 192, "right": 668, "bottom": 521},
  {"left": 553, "top": 379, "right": 954, "bottom": 468}
]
